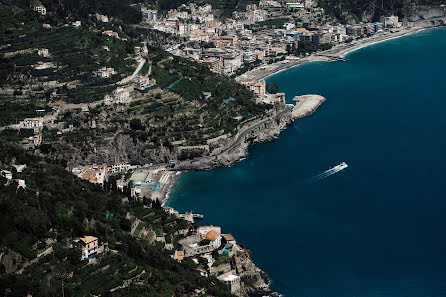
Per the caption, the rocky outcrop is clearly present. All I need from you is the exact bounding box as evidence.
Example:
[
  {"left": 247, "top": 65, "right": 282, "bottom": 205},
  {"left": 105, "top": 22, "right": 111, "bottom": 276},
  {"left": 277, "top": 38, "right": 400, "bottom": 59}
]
[
  {"left": 1, "top": 249, "right": 26, "bottom": 274},
  {"left": 406, "top": 6, "right": 446, "bottom": 22},
  {"left": 173, "top": 106, "right": 293, "bottom": 171},
  {"left": 243, "top": 269, "right": 281, "bottom": 297}
]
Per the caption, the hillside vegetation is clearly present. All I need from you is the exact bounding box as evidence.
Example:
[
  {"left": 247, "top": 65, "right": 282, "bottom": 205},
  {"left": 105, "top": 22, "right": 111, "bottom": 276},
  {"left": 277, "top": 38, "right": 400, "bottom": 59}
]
[
  {"left": 0, "top": 142, "right": 234, "bottom": 297},
  {"left": 318, "top": 0, "right": 446, "bottom": 22}
]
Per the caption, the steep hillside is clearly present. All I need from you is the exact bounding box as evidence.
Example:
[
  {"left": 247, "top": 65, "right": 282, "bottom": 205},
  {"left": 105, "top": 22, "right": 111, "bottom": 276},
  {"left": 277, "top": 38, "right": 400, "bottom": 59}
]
[
  {"left": 0, "top": 142, "right": 234, "bottom": 297},
  {"left": 317, "top": 0, "right": 446, "bottom": 22}
]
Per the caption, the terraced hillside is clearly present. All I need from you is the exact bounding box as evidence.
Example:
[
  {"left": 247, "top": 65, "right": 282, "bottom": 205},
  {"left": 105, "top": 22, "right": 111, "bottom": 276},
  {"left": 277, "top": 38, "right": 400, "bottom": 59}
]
[
  {"left": 0, "top": 5, "right": 138, "bottom": 104},
  {"left": 0, "top": 143, "right": 234, "bottom": 297},
  {"left": 0, "top": 2, "right": 270, "bottom": 167}
]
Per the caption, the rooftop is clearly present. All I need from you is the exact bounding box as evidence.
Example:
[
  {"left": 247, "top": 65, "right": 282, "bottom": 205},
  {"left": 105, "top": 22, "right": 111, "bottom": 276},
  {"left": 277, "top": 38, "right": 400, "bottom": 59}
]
[
  {"left": 223, "top": 233, "right": 235, "bottom": 241},
  {"left": 80, "top": 236, "right": 98, "bottom": 244},
  {"left": 204, "top": 230, "right": 220, "bottom": 241}
]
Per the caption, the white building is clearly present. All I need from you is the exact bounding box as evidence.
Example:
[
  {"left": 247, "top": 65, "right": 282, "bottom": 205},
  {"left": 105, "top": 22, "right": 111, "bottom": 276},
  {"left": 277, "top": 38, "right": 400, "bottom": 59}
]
[
  {"left": 218, "top": 273, "right": 241, "bottom": 296},
  {"left": 97, "top": 67, "right": 116, "bottom": 78},
  {"left": 15, "top": 179, "right": 26, "bottom": 189},
  {"left": 1, "top": 170, "right": 13, "bottom": 180},
  {"left": 72, "top": 164, "right": 107, "bottom": 185},
  {"left": 13, "top": 164, "right": 27, "bottom": 173},
  {"left": 223, "top": 54, "right": 243, "bottom": 74},
  {"left": 37, "top": 48, "right": 49, "bottom": 57},
  {"left": 260, "top": 0, "right": 281, "bottom": 7},
  {"left": 284, "top": 22, "right": 295, "bottom": 31},
  {"left": 72, "top": 20, "right": 81, "bottom": 28},
  {"left": 380, "top": 16, "right": 399, "bottom": 27},
  {"left": 22, "top": 118, "right": 43, "bottom": 129},
  {"left": 198, "top": 226, "right": 222, "bottom": 249},
  {"left": 111, "top": 162, "right": 131, "bottom": 173},
  {"left": 33, "top": 4, "right": 46, "bottom": 15},
  {"left": 203, "top": 230, "right": 222, "bottom": 249},
  {"left": 79, "top": 236, "right": 98, "bottom": 260},
  {"left": 286, "top": 2, "right": 305, "bottom": 9},
  {"left": 33, "top": 61, "right": 53, "bottom": 70},
  {"left": 96, "top": 14, "right": 109, "bottom": 23},
  {"left": 142, "top": 8, "right": 158, "bottom": 22},
  {"left": 198, "top": 225, "right": 221, "bottom": 237},
  {"left": 104, "top": 87, "right": 131, "bottom": 105}
]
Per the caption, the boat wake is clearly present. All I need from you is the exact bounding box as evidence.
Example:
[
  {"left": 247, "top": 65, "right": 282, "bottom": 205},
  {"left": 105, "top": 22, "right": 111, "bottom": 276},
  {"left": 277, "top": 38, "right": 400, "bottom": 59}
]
[{"left": 312, "top": 162, "right": 348, "bottom": 181}]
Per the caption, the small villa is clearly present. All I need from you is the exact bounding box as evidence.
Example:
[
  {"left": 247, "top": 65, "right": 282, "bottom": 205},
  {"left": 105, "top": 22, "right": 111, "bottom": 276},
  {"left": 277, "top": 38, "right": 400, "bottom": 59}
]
[
  {"left": 32, "top": 1, "right": 46, "bottom": 15},
  {"left": 79, "top": 236, "right": 98, "bottom": 260},
  {"left": 96, "top": 67, "right": 116, "bottom": 78}
]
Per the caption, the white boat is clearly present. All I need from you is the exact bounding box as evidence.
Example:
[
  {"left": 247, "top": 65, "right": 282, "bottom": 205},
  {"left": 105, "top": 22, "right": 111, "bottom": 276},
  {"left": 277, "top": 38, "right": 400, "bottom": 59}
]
[
  {"left": 338, "top": 162, "right": 348, "bottom": 169},
  {"left": 329, "top": 162, "right": 348, "bottom": 171},
  {"left": 312, "top": 162, "right": 348, "bottom": 181}
]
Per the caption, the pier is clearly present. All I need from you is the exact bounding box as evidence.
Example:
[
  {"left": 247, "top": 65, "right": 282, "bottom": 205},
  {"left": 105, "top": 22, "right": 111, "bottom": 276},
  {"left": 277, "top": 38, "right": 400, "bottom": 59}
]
[
  {"left": 316, "top": 54, "right": 346, "bottom": 61},
  {"left": 178, "top": 211, "right": 204, "bottom": 223}
]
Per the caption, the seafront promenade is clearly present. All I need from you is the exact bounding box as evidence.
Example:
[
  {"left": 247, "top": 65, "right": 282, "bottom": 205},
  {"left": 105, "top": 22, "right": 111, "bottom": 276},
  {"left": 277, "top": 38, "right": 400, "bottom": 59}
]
[{"left": 238, "top": 20, "right": 446, "bottom": 82}]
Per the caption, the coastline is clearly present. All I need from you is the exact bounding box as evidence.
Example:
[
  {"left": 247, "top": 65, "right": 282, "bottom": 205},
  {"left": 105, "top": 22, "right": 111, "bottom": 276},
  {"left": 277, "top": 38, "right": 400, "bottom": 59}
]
[
  {"left": 238, "top": 23, "right": 444, "bottom": 83},
  {"left": 162, "top": 171, "right": 181, "bottom": 207},
  {"left": 165, "top": 22, "right": 445, "bottom": 297},
  {"left": 167, "top": 23, "right": 445, "bottom": 201}
]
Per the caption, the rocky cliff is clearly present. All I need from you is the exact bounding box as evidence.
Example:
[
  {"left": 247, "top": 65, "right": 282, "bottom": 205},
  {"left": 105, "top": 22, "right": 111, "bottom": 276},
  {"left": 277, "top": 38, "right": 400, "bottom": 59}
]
[{"left": 173, "top": 106, "right": 293, "bottom": 171}]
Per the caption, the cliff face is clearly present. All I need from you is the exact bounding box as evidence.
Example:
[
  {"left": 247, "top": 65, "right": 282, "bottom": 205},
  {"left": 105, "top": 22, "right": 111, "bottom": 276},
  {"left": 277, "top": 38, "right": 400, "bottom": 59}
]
[
  {"left": 62, "top": 106, "right": 294, "bottom": 170},
  {"left": 64, "top": 133, "right": 175, "bottom": 168},
  {"left": 173, "top": 107, "right": 293, "bottom": 171},
  {"left": 318, "top": 0, "right": 446, "bottom": 23},
  {"left": 406, "top": 6, "right": 446, "bottom": 23}
]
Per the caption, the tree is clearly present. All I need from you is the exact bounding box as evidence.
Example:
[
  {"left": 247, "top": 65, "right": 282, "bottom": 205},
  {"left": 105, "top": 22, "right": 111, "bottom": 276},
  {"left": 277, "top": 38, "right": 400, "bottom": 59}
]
[
  {"left": 151, "top": 198, "right": 162, "bottom": 209},
  {"left": 130, "top": 118, "right": 144, "bottom": 131},
  {"left": 66, "top": 248, "right": 82, "bottom": 264},
  {"left": 120, "top": 218, "right": 131, "bottom": 232}
]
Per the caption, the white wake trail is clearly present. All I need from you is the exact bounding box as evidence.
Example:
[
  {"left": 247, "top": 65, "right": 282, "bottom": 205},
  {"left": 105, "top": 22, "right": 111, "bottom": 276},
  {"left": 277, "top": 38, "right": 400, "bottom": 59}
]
[{"left": 312, "top": 162, "right": 348, "bottom": 181}]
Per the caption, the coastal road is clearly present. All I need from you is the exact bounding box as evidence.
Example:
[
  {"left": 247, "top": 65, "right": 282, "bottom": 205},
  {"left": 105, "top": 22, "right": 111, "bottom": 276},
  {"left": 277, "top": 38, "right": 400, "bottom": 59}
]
[
  {"left": 171, "top": 108, "right": 291, "bottom": 171},
  {"left": 131, "top": 108, "right": 290, "bottom": 172},
  {"left": 216, "top": 108, "right": 289, "bottom": 157}
]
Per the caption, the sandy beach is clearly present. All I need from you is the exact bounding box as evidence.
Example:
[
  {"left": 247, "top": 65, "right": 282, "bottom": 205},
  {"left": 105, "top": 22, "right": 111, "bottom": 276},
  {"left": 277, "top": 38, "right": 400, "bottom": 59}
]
[
  {"left": 237, "top": 24, "right": 439, "bottom": 82},
  {"left": 162, "top": 171, "right": 181, "bottom": 206}
]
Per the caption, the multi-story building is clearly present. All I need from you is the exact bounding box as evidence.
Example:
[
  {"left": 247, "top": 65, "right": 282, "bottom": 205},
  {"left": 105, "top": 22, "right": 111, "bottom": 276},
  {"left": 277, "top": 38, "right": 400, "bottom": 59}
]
[
  {"left": 142, "top": 8, "right": 158, "bottom": 22},
  {"left": 104, "top": 87, "right": 131, "bottom": 105},
  {"left": 22, "top": 118, "right": 43, "bottom": 129},
  {"left": 79, "top": 236, "right": 99, "bottom": 260},
  {"left": 31, "top": 1, "right": 46, "bottom": 15},
  {"left": 380, "top": 15, "right": 399, "bottom": 28},
  {"left": 111, "top": 162, "right": 131, "bottom": 173},
  {"left": 72, "top": 164, "right": 107, "bottom": 185},
  {"left": 312, "top": 32, "right": 331, "bottom": 44},
  {"left": 218, "top": 273, "right": 241, "bottom": 296},
  {"left": 96, "top": 67, "right": 116, "bottom": 78},
  {"left": 243, "top": 80, "right": 266, "bottom": 99},
  {"left": 223, "top": 54, "right": 243, "bottom": 74},
  {"left": 286, "top": 2, "right": 305, "bottom": 9}
]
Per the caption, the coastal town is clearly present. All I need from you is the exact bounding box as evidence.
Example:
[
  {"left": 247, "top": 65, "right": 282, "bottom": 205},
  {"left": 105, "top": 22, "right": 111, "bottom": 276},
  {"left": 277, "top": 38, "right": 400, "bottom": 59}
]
[
  {"left": 1, "top": 0, "right": 446, "bottom": 296},
  {"left": 143, "top": 0, "right": 402, "bottom": 76},
  {"left": 9, "top": 0, "right": 444, "bottom": 202}
]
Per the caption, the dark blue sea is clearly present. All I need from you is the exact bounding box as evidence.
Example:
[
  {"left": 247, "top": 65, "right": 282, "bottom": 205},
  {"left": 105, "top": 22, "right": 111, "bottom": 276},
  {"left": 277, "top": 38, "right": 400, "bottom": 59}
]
[{"left": 168, "top": 28, "right": 446, "bottom": 297}]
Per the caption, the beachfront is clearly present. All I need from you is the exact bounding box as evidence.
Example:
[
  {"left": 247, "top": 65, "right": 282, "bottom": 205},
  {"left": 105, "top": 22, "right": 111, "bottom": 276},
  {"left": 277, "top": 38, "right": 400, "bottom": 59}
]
[{"left": 237, "top": 22, "right": 444, "bottom": 82}]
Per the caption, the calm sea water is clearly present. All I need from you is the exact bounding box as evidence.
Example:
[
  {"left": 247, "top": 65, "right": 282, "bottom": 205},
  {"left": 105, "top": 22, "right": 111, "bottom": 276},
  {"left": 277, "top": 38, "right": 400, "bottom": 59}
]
[{"left": 168, "top": 28, "right": 446, "bottom": 297}]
